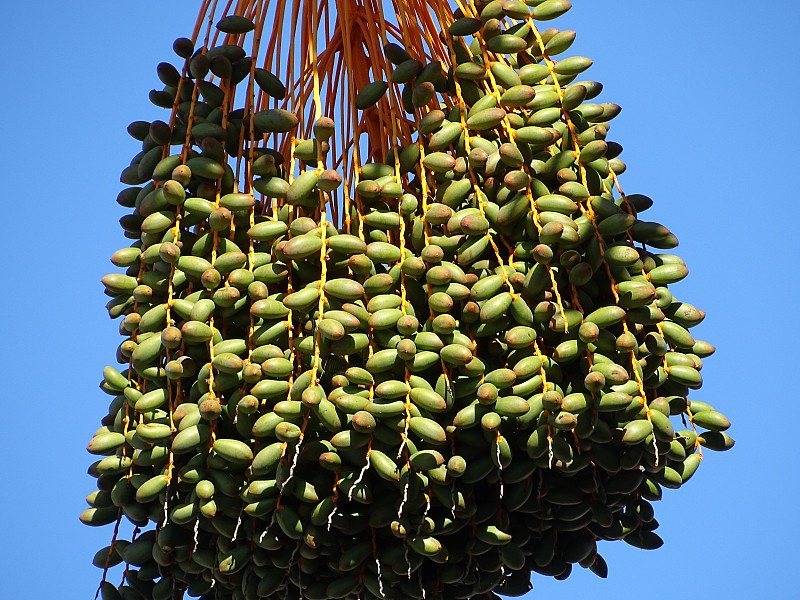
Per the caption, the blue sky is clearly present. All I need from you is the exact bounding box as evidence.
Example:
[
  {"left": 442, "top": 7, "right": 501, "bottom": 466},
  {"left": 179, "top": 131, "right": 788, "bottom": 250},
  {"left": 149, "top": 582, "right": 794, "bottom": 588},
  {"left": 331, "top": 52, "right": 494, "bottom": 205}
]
[{"left": 0, "top": 1, "right": 797, "bottom": 598}]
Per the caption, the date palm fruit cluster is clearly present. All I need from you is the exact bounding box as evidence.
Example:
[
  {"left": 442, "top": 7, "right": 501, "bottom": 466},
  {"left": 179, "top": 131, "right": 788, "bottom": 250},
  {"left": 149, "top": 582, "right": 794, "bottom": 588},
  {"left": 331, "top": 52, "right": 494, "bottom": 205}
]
[{"left": 84, "top": 0, "right": 733, "bottom": 599}]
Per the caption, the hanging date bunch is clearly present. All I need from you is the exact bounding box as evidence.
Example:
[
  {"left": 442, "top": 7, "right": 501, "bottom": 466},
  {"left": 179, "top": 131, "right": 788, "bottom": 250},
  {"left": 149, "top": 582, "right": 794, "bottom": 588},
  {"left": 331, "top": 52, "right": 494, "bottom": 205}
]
[{"left": 84, "top": 0, "right": 733, "bottom": 598}]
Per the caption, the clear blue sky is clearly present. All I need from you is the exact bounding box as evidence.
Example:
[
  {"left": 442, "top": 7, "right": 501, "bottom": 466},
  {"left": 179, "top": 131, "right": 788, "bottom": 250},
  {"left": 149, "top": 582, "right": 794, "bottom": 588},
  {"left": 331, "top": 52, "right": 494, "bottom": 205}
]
[{"left": 0, "top": 1, "right": 797, "bottom": 598}]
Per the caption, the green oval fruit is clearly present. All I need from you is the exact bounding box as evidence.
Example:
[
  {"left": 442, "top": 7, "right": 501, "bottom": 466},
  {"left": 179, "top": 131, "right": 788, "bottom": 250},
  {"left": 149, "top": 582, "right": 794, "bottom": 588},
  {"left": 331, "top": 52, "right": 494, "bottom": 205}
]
[
  {"left": 87, "top": 432, "right": 126, "bottom": 455},
  {"left": 622, "top": 419, "right": 653, "bottom": 444},
  {"left": 649, "top": 263, "right": 689, "bottom": 285},
  {"left": 254, "top": 69, "right": 287, "bottom": 99},
  {"left": 409, "top": 417, "right": 447, "bottom": 445},
  {"left": 135, "top": 474, "right": 169, "bottom": 502},
  {"left": 533, "top": 0, "right": 573, "bottom": 21},
  {"left": 486, "top": 34, "right": 529, "bottom": 54},
  {"left": 466, "top": 107, "right": 507, "bottom": 131},
  {"left": 440, "top": 344, "right": 473, "bottom": 366},
  {"left": 449, "top": 17, "right": 482, "bottom": 37},
  {"left": 253, "top": 109, "right": 299, "bottom": 133},
  {"left": 172, "top": 424, "right": 210, "bottom": 453},
  {"left": 216, "top": 15, "right": 255, "bottom": 33},
  {"left": 355, "top": 81, "right": 389, "bottom": 109},
  {"left": 500, "top": 85, "right": 536, "bottom": 108},
  {"left": 324, "top": 279, "right": 365, "bottom": 301},
  {"left": 554, "top": 56, "right": 593, "bottom": 76},
  {"left": 692, "top": 410, "right": 731, "bottom": 432}
]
